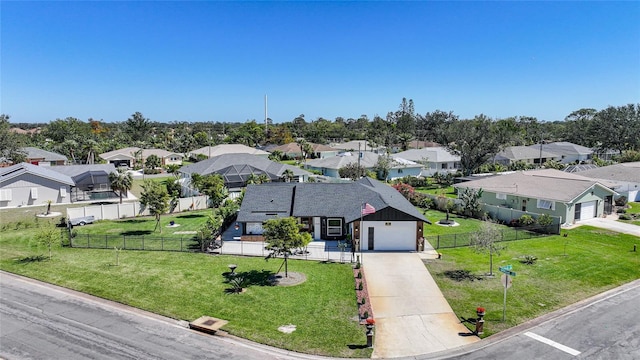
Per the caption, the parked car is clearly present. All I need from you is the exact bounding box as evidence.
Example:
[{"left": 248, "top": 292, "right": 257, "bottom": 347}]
[{"left": 69, "top": 215, "right": 96, "bottom": 226}]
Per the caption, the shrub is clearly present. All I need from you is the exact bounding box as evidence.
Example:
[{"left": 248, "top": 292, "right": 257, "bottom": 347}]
[
  {"left": 518, "top": 214, "right": 535, "bottom": 226},
  {"left": 536, "top": 214, "right": 553, "bottom": 227},
  {"left": 520, "top": 255, "right": 537, "bottom": 265},
  {"left": 618, "top": 214, "right": 632, "bottom": 220},
  {"left": 616, "top": 208, "right": 627, "bottom": 214},
  {"left": 615, "top": 196, "right": 628, "bottom": 206},
  {"left": 358, "top": 282, "right": 363, "bottom": 291}
]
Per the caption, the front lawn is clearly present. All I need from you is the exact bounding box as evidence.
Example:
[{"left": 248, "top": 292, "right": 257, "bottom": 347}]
[
  {"left": 415, "top": 186, "right": 457, "bottom": 198},
  {"left": 0, "top": 224, "right": 371, "bottom": 358},
  {"left": 425, "top": 226, "right": 640, "bottom": 337}
]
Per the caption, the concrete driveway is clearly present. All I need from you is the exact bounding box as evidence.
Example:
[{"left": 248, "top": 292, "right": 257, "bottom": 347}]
[
  {"left": 362, "top": 253, "right": 478, "bottom": 358},
  {"left": 574, "top": 217, "right": 640, "bottom": 237}
]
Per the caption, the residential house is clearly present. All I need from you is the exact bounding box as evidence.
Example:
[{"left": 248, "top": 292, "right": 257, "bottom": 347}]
[
  {"left": 492, "top": 146, "right": 560, "bottom": 167},
  {"left": 179, "top": 153, "right": 311, "bottom": 192},
  {"left": 526, "top": 142, "right": 593, "bottom": 164},
  {"left": 189, "top": 144, "right": 270, "bottom": 159},
  {"left": 330, "top": 140, "right": 385, "bottom": 154},
  {"left": 570, "top": 162, "right": 640, "bottom": 201},
  {"left": 389, "top": 140, "right": 440, "bottom": 153},
  {"left": 269, "top": 142, "right": 339, "bottom": 159},
  {"left": 393, "top": 147, "right": 461, "bottom": 177},
  {"left": 236, "top": 177, "right": 430, "bottom": 251},
  {"left": 21, "top": 147, "right": 68, "bottom": 166},
  {"left": 305, "top": 152, "right": 422, "bottom": 180},
  {"left": 453, "top": 169, "right": 617, "bottom": 225},
  {"left": 99, "top": 147, "right": 183, "bottom": 168},
  {"left": 0, "top": 162, "right": 74, "bottom": 208},
  {"left": 49, "top": 164, "right": 118, "bottom": 202}
]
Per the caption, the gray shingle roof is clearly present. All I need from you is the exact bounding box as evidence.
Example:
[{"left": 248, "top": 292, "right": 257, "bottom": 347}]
[
  {"left": 573, "top": 162, "right": 640, "bottom": 183},
  {"left": 180, "top": 154, "right": 310, "bottom": 178},
  {"left": 526, "top": 142, "right": 593, "bottom": 156},
  {"left": 237, "top": 178, "right": 428, "bottom": 224},
  {"left": 48, "top": 164, "right": 117, "bottom": 183},
  {"left": 495, "top": 146, "right": 558, "bottom": 161},
  {"left": 306, "top": 152, "right": 420, "bottom": 170},
  {"left": 0, "top": 162, "right": 75, "bottom": 186},
  {"left": 21, "top": 147, "right": 68, "bottom": 162},
  {"left": 453, "top": 169, "right": 616, "bottom": 203}
]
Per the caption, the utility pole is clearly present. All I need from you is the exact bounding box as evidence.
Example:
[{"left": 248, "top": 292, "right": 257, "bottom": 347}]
[{"left": 265, "top": 94, "right": 268, "bottom": 136}]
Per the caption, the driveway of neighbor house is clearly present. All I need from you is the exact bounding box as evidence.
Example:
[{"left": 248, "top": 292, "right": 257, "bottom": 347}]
[
  {"left": 570, "top": 216, "right": 640, "bottom": 237},
  {"left": 362, "top": 252, "right": 478, "bottom": 359}
]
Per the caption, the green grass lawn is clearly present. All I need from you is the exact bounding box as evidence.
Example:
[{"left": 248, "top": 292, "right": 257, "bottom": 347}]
[
  {"left": 0, "top": 225, "right": 371, "bottom": 358},
  {"left": 73, "top": 210, "right": 211, "bottom": 236},
  {"left": 421, "top": 209, "right": 495, "bottom": 236},
  {"left": 425, "top": 226, "right": 640, "bottom": 337},
  {"left": 627, "top": 202, "right": 640, "bottom": 214},
  {"left": 415, "top": 186, "right": 457, "bottom": 198},
  {"left": 131, "top": 176, "right": 172, "bottom": 198}
]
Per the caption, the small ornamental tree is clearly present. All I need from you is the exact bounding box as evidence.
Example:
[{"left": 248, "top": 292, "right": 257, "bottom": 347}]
[
  {"left": 263, "top": 217, "right": 312, "bottom": 277},
  {"left": 140, "top": 180, "right": 170, "bottom": 233},
  {"left": 145, "top": 154, "right": 161, "bottom": 173},
  {"left": 339, "top": 163, "right": 368, "bottom": 181},
  {"left": 470, "top": 221, "right": 504, "bottom": 276},
  {"left": 33, "top": 221, "right": 60, "bottom": 260}
]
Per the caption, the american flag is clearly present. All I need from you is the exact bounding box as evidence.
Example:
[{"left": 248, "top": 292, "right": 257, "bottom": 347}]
[{"left": 361, "top": 203, "right": 376, "bottom": 215}]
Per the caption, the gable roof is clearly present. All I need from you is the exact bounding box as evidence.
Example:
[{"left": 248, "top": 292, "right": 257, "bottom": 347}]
[
  {"left": 99, "top": 147, "right": 141, "bottom": 160},
  {"left": 573, "top": 162, "right": 640, "bottom": 183},
  {"left": 142, "top": 148, "right": 182, "bottom": 158},
  {"left": 189, "top": 144, "right": 269, "bottom": 158},
  {"left": 526, "top": 142, "right": 593, "bottom": 156},
  {"left": 453, "top": 169, "right": 616, "bottom": 203},
  {"left": 393, "top": 147, "right": 460, "bottom": 163},
  {"left": 179, "top": 153, "right": 310, "bottom": 178},
  {"left": 21, "top": 147, "right": 68, "bottom": 162},
  {"left": 271, "top": 142, "right": 336, "bottom": 154},
  {"left": 0, "top": 162, "right": 74, "bottom": 186},
  {"left": 494, "top": 146, "right": 558, "bottom": 161},
  {"left": 237, "top": 178, "right": 428, "bottom": 224},
  {"left": 330, "top": 140, "right": 381, "bottom": 151},
  {"left": 306, "top": 152, "right": 420, "bottom": 170}
]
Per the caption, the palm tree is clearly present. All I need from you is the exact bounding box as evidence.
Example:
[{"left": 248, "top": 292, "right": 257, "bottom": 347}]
[
  {"left": 108, "top": 168, "right": 133, "bottom": 204},
  {"left": 282, "top": 169, "right": 295, "bottom": 183}
]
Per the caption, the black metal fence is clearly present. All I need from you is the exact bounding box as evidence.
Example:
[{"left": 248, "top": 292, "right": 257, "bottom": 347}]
[
  {"left": 69, "top": 233, "right": 200, "bottom": 252},
  {"left": 425, "top": 225, "right": 558, "bottom": 250}
]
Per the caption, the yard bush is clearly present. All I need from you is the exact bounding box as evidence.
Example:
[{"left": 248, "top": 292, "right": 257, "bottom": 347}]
[
  {"left": 615, "top": 196, "right": 628, "bottom": 206},
  {"left": 518, "top": 214, "right": 536, "bottom": 226},
  {"left": 618, "top": 214, "right": 632, "bottom": 220}
]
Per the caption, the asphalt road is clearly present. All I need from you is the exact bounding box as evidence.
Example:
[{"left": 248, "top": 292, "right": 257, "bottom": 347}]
[
  {"left": 0, "top": 272, "right": 321, "bottom": 360},
  {"left": 433, "top": 280, "right": 640, "bottom": 360}
]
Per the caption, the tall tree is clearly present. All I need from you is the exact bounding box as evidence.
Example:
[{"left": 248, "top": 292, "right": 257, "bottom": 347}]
[
  {"left": 281, "top": 169, "right": 295, "bottom": 182},
  {"left": 140, "top": 180, "right": 170, "bottom": 233},
  {"left": 125, "top": 112, "right": 152, "bottom": 142},
  {"left": 108, "top": 169, "right": 133, "bottom": 204},
  {"left": 192, "top": 174, "right": 228, "bottom": 208},
  {"left": 0, "top": 114, "right": 27, "bottom": 164},
  {"left": 470, "top": 221, "right": 504, "bottom": 276},
  {"left": 145, "top": 154, "right": 161, "bottom": 172},
  {"left": 263, "top": 217, "right": 312, "bottom": 277},
  {"left": 439, "top": 115, "right": 504, "bottom": 175}
]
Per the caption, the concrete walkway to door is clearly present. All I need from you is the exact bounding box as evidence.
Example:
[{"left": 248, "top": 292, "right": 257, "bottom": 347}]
[{"left": 362, "top": 253, "right": 478, "bottom": 358}]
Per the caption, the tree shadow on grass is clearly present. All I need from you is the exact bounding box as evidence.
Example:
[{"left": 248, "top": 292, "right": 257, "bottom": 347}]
[
  {"left": 443, "top": 269, "right": 484, "bottom": 282},
  {"left": 118, "top": 219, "right": 150, "bottom": 224},
  {"left": 16, "top": 255, "right": 48, "bottom": 263},
  {"left": 222, "top": 270, "right": 276, "bottom": 293},
  {"left": 176, "top": 214, "right": 206, "bottom": 219},
  {"left": 121, "top": 230, "right": 153, "bottom": 236}
]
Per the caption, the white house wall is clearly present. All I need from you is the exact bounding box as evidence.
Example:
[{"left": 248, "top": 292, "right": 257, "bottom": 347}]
[{"left": 0, "top": 174, "right": 71, "bottom": 208}]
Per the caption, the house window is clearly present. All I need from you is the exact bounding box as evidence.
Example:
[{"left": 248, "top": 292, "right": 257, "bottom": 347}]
[
  {"left": 31, "top": 188, "right": 38, "bottom": 199},
  {"left": 398, "top": 169, "right": 403, "bottom": 174},
  {"left": 0, "top": 189, "right": 12, "bottom": 201},
  {"left": 537, "top": 199, "right": 555, "bottom": 210},
  {"left": 496, "top": 193, "right": 507, "bottom": 200},
  {"left": 327, "top": 218, "right": 342, "bottom": 236},
  {"left": 441, "top": 163, "right": 448, "bottom": 169},
  {"left": 60, "top": 187, "right": 67, "bottom": 198}
]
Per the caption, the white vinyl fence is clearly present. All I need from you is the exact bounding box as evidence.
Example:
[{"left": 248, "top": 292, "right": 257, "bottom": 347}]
[{"left": 67, "top": 195, "right": 209, "bottom": 221}]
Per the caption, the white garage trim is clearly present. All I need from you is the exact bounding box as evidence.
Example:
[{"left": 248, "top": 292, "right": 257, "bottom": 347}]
[
  {"left": 360, "top": 221, "right": 416, "bottom": 251},
  {"left": 579, "top": 201, "right": 597, "bottom": 220}
]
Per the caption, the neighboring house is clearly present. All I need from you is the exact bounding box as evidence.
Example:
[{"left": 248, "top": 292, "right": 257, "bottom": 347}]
[
  {"left": 269, "top": 142, "right": 339, "bottom": 159},
  {"left": 389, "top": 140, "right": 440, "bottom": 153},
  {"left": 10, "top": 127, "right": 41, "bottom": 136},
  {"left": 330, "top": 140, "right": 385, "bottom": 154},
  {"left": 453, "top": 169, "right": 617, "bottom": 225},
  {"left": 21, "top": 147, "right": 68, "bottom": 166},
  {"left": 236, "top": 177, "right": 430, "bottom": 251},
  {"left": 393, "top": 147, "right": 461, "bottom": 177},
  {"left": 99, "top": 147, "right": 183, "bottom": 168},
  {"left": 189, "top": 144, "right": 270, "bottom": 159},
  {"left": 526, "top": 142, "right": 593, "bottom": 164},
  {"left": 492, "top": 146, "right": 560, "bottom": 166},
  {"left": 49, "top": 164, "right": 118, "bottom": 202},
  {"left": 570, "top": 162, "right": 640, "bottom": 202},
  {"left": 0, "top": 162, "right": 74, "bottom": 208},
  {"left": 179, "top": 153, "right": 311, "bottom": 192},
  {"left": 305, "top": 152, "right": 422, "bottom": 180}
]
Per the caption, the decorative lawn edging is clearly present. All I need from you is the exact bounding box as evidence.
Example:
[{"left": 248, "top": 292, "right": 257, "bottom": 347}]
[{"left": 353, "top": 263, "right": 374, "bottom": 323}]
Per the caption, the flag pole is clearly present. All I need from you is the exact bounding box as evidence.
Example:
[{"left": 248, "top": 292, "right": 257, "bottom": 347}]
[{"left": 360, "top": 202, "right": 364, "bottom": 265}]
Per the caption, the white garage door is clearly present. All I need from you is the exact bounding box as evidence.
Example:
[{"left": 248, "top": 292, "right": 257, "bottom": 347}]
[
  {"left": 363, "top": 221, "right": 416, "bottom": 251},
  {"left": 579, "top": 201, "right": 597, "bottom": 220}
]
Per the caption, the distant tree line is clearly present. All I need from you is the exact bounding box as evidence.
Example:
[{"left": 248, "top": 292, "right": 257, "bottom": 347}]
[{"left": 2, "top": 100, "right": 639, "bottom": 175}]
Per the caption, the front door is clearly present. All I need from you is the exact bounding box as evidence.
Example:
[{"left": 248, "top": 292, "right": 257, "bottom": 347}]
[
  {"left": 574, "top": 203, "right": 582, "bottom": 221},
  {"left": 367, "top": 227, "right": 374, "bottom": 250},
  {"left": 604, "top": 195, "right": 613, "bottom": 215}
]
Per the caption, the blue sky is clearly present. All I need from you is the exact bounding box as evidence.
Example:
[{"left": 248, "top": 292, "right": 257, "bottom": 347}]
[{"left": 2, "top": 1, "right": 639, "bottom": 124}]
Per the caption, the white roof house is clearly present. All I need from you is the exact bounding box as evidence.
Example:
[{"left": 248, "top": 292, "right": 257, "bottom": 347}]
[
  {"left": 189, "top": 144, "right": 270, "bottom": 159},
  {"left": 393, "top": 147, "right": 461, "bottom": 177}
]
